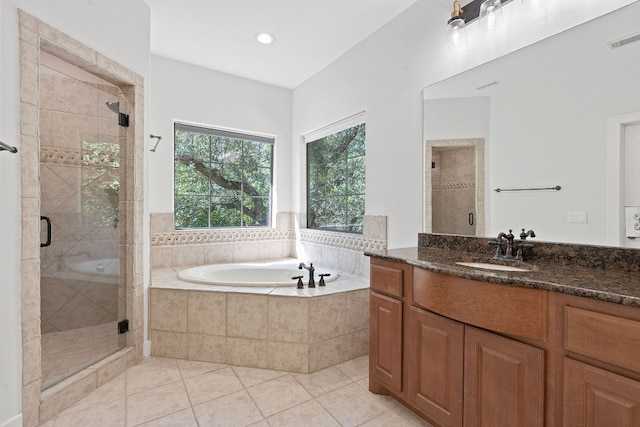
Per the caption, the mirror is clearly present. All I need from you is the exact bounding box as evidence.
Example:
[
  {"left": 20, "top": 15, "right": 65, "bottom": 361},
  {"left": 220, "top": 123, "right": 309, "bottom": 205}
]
[{"left": 423, "top": 2, "right": 640, "bottom": 247}]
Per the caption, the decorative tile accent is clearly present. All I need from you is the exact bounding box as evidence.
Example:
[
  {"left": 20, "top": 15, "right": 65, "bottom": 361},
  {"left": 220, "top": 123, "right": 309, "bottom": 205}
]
[
  {"left": 151, "top": 229, "right": 295, "bottom": 246},
  {"left": 432, "top": 180, "right": 475, "bottom": 190}
]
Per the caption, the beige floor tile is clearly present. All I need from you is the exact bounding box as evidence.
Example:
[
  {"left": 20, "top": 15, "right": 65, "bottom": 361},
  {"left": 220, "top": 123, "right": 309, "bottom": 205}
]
[
  {"left": 316, "top": 383, "right": 393, "bottom": 427},
  {"left": 53, "top": 399, "right": 125, "bottom": 427},
  {"left": 359, "top": 407, "right": 434, "bottom": 426},
  {"left": 193, "top": 390, "right": 264, "bottom": 427},
  {"left": 247, "top": 374, "right": 312, "bottom": 417},
  {"left": 231, "top": 365, "right": 287, "bottom": 388},
  {"left": 292, "top": 366, "right": 352, "bottom": 397},
  {"left": 126, "top": 358, "right": 181, "bottom": 395},
  {"left": 126, "top": 380, "right": 191, "bottom": 426},
  {"left": 246, "top": 421, "right": 270, "bottom": 427},
  {"left": 177, "top": 359, "right": 228, "bottom": 380},
  {"left": 136, "top": 408, "right": 198, "bottom": 426},
  {"left": 266, "top": 400, "right": 340, "bottom": 427},
  {"left": 335, "top": 355, "right": 369, "bottom": 381},
  {"left": 183, "top": 366, "right": 244, "bottom": 406}
]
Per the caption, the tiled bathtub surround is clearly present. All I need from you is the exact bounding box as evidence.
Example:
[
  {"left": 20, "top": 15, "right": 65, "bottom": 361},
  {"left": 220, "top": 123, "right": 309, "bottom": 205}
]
[
  {"left": 149, "top": 269, "right": 370, "bottom": 373},
  {"left": 150, "top": 212, "right": 387, "bottom": 278}
]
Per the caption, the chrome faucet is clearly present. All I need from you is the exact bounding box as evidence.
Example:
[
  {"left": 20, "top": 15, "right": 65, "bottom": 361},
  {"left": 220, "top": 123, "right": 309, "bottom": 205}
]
[{"left": 298, "top": 262, "right": 316, "bottom": 288}]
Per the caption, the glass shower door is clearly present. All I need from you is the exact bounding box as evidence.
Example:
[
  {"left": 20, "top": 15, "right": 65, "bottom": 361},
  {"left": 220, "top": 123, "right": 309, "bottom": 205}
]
[{"left": 39, "top": 54, "right": 126, "bottom": 389}]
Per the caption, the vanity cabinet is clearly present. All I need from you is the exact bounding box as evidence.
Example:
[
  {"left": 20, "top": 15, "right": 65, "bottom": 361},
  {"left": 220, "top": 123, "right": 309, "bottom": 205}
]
[
  {"left": 369, "top": 258, "right": 412, "bottom": 395},
  {"left": 557, "top": 295, "right": 640, "bottom": 426}
]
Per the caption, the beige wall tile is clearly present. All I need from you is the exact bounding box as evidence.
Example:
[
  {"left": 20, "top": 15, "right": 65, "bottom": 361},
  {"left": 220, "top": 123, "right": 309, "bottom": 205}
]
[
  {"left": 188, "top": 291, "right": 226, "bottom": 335},
  {"left": 149, "top": 330, "right": 187, "bottom": 359},
  {"left": 226, "top": 338, "right": 268, "bottom": 368},
  {"left": 267, "top": 342, "right": 308, "bottom": 373},
  {"left": 308, "top": 294, "right": 345, "bottom": 343},
  {"left": 343, "top": 331, "right": 369, "bottom": 362},
  {"left": 309, "top": 336, "right": 345, "bottom": 373},
  {"left": 268, "top": 296, "right": 307, "bottom": 344},
  {"left": 150, "top": 213, "right": 174, "bottom": 234},
  {"left": 150, "top": 245, "right": 173, "bottom": 269},
  {"left": 22, "top": 379, "right": 41, "bottom": 427},
  {"left": 188, "top": 334, "right": 227, "bottom": 363},
  {"left": 204, "top": 243, "right": 235, "bottom": 264},
  {"left": 233, "top": 242, "right": 260, "bottom": 262},
  {"left": 149, "top": 289, "right": 187, "bottom": 333},
  {"left": 344, "top": 289, "right": 369, "bottom": 334},
  {"left": 363, "top": 215, "right": 387, "bottom": 241},
  {"left": 228, "top": 294, "right": 267, "bottom": 339},
  {"left": 173, "top": 244, "right": 205, "bottom": 267}
]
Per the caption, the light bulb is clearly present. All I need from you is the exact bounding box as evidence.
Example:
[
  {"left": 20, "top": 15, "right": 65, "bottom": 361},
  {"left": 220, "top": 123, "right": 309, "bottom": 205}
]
[{"left": 479, "top": 0, "right": 504, "bottom": 31}]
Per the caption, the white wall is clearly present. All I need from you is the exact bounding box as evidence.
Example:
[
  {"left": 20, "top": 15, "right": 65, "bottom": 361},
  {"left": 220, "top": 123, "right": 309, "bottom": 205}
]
[
  {"left": 148, "top": 54, "right": 293, "bottom": 218},
  {"left": 0, "top": 1, "right": 149, "bottom": 424},
  {"left": 292, "top": 0, "right": 638, "bottom": 248}
]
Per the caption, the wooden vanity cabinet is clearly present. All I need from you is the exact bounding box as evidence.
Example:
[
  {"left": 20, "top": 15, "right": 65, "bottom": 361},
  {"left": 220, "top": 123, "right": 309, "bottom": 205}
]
[
  {"left": 557, "top": 295, "right": 640, "bottom": 427},
  {"left": 369, "top": 258, "right": 411, "bottom": 395}
]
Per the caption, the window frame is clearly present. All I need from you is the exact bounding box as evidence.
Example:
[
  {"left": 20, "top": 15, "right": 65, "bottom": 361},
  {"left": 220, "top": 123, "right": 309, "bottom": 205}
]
[
  {"left": 173, "top": 121, "right": 275, "bottom": 229},
  {"left": 304, "top": 112, "right": 366, "bottom": 234}
]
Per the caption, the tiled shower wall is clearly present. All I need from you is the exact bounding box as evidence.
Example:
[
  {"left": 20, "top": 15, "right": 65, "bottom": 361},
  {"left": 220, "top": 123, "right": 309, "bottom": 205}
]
[
  {"left": 150, "top": 213, "right": 386, "bottom": 278},
  {"left": 39, "top": 68, "right": 122, "bottom": 334},
  {"left": 431, "top": 146, "right": 477, "bottom": 236}
]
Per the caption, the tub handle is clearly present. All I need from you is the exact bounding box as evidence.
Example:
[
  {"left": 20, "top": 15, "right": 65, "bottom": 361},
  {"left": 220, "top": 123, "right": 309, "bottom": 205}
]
[
  {"left": 319, "top": 273, "right": 331, "bottom": 287},
  {"left": 292, "top": 275, "right": 304, "bottom": 289}
]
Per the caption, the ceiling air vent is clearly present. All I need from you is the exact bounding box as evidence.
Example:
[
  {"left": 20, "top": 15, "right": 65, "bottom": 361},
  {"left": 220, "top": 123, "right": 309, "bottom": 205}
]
[{"left": 607, "top": 31, "right": 640, "bottom": 50}]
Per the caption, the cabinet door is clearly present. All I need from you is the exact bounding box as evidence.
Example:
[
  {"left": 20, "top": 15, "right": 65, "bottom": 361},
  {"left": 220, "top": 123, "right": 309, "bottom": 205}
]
[
  {"left": 408, "top": 307, "right": 464, "bottom": 427},
  {"left": 464, "top": 326, "right": 544, "bottom": 427},
  {"left": 370, "top": 291, "right": 403, "bottom": 392},
  {"left": 564, "top": 358, "right": 640, "bottom": 427}
]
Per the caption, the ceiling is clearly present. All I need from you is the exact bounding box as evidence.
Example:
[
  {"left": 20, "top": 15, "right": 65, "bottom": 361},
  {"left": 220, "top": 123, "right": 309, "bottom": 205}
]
[{"left": 144, "top": 0, "right": 418, "bottom": 89}]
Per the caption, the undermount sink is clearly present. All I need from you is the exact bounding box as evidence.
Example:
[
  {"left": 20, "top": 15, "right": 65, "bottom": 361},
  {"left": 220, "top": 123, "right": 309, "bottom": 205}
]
[{"left": 455, "top": 262, "right": 531, "bottom": 272}]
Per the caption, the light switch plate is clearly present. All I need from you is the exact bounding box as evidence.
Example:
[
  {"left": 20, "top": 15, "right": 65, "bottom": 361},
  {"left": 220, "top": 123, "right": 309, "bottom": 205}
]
[{"left": 567, "top": 211, "right": 588, "bottom": 223}]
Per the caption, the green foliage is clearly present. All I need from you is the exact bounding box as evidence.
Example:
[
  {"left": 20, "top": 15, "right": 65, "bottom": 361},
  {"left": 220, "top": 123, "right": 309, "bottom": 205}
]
[
  {"left": 174, "top": 128, "right": 273, "bottom": 228},
  {"left": 81, "top": 141, "right": 120, "bottom": 228},
  {"left": 307, "top": 123, "right": 366, "bottom": 233}
]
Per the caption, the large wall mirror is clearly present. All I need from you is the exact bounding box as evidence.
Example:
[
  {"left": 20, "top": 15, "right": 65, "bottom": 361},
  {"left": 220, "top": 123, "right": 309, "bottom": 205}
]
[{"left": 423, "top": 2, "right": 640, "bottom": 248}]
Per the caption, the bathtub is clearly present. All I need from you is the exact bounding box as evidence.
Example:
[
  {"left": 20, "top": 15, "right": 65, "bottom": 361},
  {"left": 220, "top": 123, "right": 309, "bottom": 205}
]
[
  {"left": 71, "top": 258, "right": 119, "bottom": 277},
  {"left": 178, "top": 259, "right": 338, "bottom": 286}
]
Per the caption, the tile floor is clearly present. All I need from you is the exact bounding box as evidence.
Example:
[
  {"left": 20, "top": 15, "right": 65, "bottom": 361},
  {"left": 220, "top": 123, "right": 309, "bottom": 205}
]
[{"left": 39, "top": 355, "right": 433, "bottom": 427}]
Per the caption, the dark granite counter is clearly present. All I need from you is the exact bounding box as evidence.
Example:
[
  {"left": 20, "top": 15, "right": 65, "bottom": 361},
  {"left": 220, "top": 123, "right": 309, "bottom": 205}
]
[{"left": 366, "top": 242, "right": 640, "bottom": 308}]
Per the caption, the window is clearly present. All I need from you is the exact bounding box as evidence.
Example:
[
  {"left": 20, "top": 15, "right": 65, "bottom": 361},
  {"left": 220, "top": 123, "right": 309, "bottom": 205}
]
[
  {"left": 174, "top": 123, "right": 274, "bottom": 228},
  {"left": 306, "top": 115, "right": 366, "bottom": 233}
]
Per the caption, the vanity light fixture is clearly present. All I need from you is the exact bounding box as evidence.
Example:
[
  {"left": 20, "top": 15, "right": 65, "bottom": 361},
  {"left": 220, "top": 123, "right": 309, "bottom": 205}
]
[
  {"left": 447, "top": 0, "right": 511, "bottom": 40},
  {"left": 254, "top": 32, "right": 276, "bottom": 45},
  {"left": 447, "top": 0, "right": 468, "bottom": 49}
]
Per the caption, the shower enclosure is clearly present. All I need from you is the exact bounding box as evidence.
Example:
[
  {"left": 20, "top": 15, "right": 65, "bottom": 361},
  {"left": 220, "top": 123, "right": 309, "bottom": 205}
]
[{"left": 39, "top": 52, "right": 127, "bottom": 389}]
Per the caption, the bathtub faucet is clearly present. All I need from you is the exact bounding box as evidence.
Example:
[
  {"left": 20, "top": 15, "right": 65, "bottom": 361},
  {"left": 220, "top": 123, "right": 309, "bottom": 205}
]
[{"left": 298, "top": 262, "right": 316, "bottom": 288}]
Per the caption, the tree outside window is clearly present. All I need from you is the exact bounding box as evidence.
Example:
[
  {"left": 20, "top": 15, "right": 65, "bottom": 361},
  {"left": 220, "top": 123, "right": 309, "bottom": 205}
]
[
  {"left": 307, "top": 122, "right": 365, "bottom": 233},
  {"left": 174, "top": 123, "right": 274, "bottom": 228}
]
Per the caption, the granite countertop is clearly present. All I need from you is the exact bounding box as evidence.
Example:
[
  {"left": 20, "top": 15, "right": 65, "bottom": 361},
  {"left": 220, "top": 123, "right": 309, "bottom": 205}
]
[{"left": 366, "top": 246, "right": 640, "bottom": 307}]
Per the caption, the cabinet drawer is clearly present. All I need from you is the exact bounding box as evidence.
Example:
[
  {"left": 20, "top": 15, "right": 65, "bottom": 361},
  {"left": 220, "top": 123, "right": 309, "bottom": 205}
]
[
  {"left": 413, "top": 269, "right": 547, "bottom": 341},
  {"left": 564, "top": 306, "right": 640, "bottom": 373},
  {"left": 370, "top": 259, "right": 408, "bottom": 298}
]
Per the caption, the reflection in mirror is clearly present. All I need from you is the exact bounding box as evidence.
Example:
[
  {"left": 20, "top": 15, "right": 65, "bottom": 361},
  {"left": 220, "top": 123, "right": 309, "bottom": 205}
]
[
  {"left": 424, "top": 139, "right": 484, "bottom": 238},
  {"left": 423, "top": 2, "right": 640, "bottom": 247}
]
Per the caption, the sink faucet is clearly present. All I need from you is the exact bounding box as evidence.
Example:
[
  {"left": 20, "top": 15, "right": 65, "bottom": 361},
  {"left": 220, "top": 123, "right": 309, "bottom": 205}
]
[
  {"left": 298, "top": 262, "right": 316, "bottom": 288},
  {"left": 491, "top": 229, "right": 536, "bottom": 261}
]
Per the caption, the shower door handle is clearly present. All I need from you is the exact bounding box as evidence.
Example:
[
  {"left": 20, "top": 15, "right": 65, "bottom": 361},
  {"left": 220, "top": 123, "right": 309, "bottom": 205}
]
[
  {"left": 40, "top": 216, "right": 52, "bottom": 247},
  {"left": 469, "top": 213, "right": 474, "bottom": 226}
]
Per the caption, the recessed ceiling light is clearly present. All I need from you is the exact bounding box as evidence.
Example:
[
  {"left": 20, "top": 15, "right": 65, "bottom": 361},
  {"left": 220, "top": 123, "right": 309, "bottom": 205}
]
[{"left": 254, "top": 32, "right": 276, "bottom": 45}]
